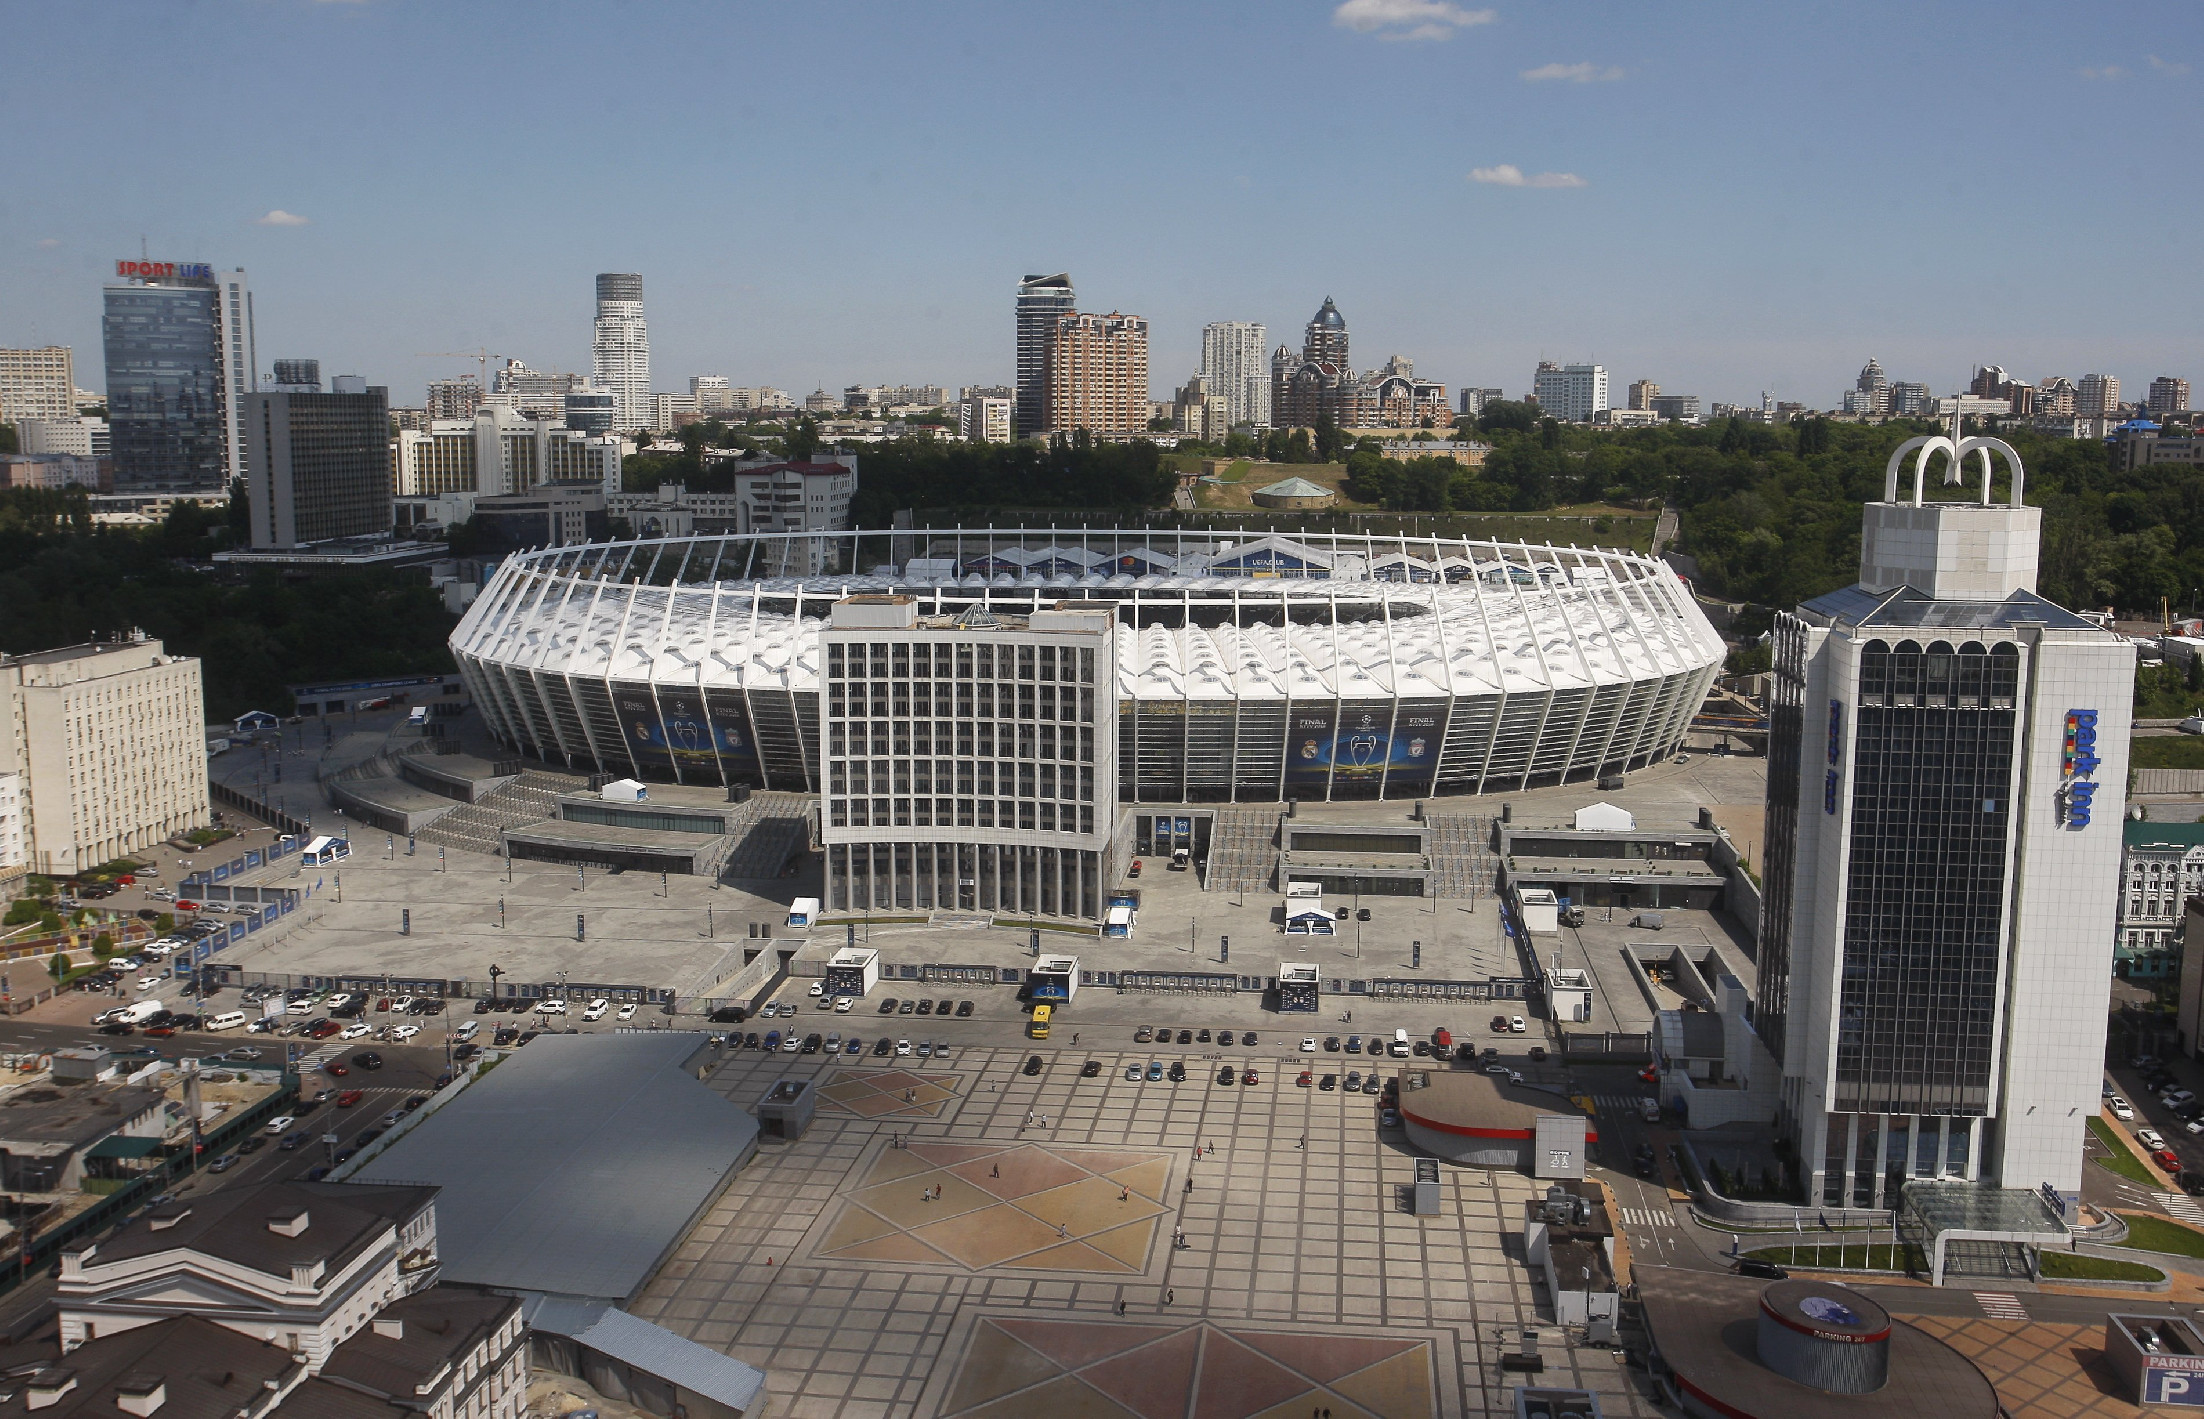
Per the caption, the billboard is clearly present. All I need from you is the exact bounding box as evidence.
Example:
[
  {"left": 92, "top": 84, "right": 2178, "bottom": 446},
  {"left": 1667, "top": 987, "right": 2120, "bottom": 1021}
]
[
  {"left": 1288, "top": 705, "right": 1439, "bottom": 786},
  {"left": 617, "top": 689, "right": 758, "bottom": 772}
]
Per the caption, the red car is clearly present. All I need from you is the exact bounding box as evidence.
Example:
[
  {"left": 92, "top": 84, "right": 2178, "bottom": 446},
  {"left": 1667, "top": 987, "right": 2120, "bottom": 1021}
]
[
  {"left": 117, "top": 875, "right": 135, "bottom": 886},
  {"left": 1242, "top": 1068, "right": 1259, "bottom": 1085},
  {"left": 1297, "top": 1070, "right": 1313, "bottom": 1087},
  {"left": 308, "top": 1019, "right": 342, "bottom": 1039},
  {"left": 335, "top": 1089, "right": 364, "bottom": 1107},
  {"left": 2156, "top": 1148, "right": 2182, "bottom": 1172},
  {"left": 1638, "top": 1065, "right": 1660, "bottom": 1084},
  {"left": 1128, "top": 859, "right": 1142, "bottom": 878},
  {"left": 1433, "top": 1027, "right": 1453, "bottom": 1051},
  {"left": 323, "top": 1061, "right": 349, "bottom": 1077},
  {"left": 176, "top": 900, "right": 200, "bottom": 912}
]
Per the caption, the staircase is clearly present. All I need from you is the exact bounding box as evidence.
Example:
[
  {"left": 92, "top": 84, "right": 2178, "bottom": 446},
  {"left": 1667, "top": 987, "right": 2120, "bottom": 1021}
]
[
  {"left": 414, "top": 770, "right": 587, "bottom": 855},
  {"left": 1203, "top": 808, "right": 1281, "bottom": 894},
  {"left": 1424, "top": 814, "right": 1498, "bottom": 900}
]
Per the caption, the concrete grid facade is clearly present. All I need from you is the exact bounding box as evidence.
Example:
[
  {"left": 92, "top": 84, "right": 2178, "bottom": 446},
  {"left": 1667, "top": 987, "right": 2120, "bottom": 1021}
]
[
  {"left": 1, "top": 638, "right": 210, "bottom": 876},
  {"left": 1200, "top": 321, "right": 1270, "bottom": 428},
  {"left": 245, "top": 385, "right": 393, "bottom": 548},
  {"left": 0, "top": 347, "right": 76, "bottom": 424},
  {"left": 820, "top": 597, "right": 1120, "bottom": 920}
]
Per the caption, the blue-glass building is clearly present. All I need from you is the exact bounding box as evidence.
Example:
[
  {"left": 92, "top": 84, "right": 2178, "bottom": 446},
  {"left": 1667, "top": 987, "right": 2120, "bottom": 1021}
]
[{"left": 102, "top": 266, "right": 253, "bottom": 493}]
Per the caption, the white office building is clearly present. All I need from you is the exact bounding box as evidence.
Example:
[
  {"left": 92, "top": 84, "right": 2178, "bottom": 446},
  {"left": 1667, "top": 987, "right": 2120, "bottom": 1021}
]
[
  {"left": 1532, "top": 362, "right": 1608, "bottom": 423},
  {"left": 2115, "top": 820, "right": 2204, "bottom": 978},
  {"left": 0, "top": 637, "right": 210, "bottom": 877},
  {"left": 393, "top": 406, "right": 621, "bottom": 498},
  {"left": 590, "top": 273, "right": 650, "bottom": 434},
  {"left": 1200, "top": 320, "right": 1270, "bottom": 427},
  {"left": 820, "top": 596, "right": 1121, "bottom": 920},
  {"left": 1756, "top": 419, "right": 2131, "bottom": 1217}
]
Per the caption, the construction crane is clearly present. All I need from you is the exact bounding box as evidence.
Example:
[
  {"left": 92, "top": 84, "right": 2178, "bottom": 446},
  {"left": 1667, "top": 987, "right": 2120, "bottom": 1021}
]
[{"left": 415, "top": 348, "right": 504, "bottom": 388}]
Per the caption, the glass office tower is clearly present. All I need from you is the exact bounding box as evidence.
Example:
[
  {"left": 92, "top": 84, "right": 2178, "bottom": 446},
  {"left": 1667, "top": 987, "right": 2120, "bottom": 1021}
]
[{"left": 102, "top": 268, "right": 253, "bottom": 493}]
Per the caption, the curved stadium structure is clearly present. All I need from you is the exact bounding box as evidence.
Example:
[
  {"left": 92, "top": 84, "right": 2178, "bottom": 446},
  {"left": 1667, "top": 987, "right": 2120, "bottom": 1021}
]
[{"left": 450, "top": 529, "right": 1724, "bottom": 802}]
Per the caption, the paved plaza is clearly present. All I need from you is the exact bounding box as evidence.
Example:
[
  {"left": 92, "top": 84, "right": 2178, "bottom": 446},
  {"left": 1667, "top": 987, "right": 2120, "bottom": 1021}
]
[{"left": 632, "top": 1039, "right": 1665, "bottom": 1418}]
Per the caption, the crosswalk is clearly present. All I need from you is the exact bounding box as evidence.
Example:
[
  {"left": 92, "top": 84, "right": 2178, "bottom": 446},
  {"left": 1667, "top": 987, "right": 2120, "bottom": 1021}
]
[
  {"left": 1619, "top": 1207, "right": 1674, "bottom": 1229},
  {"left": 1591, "top": 1094, "right": 1650, "bottom": 1112},
  {"left": 2156, "top": 1192, "right": 2204, "bottom": 1225},
  {"left": 1974, "top": 1292, "right": 2028, "bottom": 1320}
]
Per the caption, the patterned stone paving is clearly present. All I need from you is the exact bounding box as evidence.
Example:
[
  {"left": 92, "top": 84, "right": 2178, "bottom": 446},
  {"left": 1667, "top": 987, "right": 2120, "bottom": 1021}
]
[
  {"left": 1908, "top": 1317, "right": 2144, "bottom": 1417},
  {"left": 816, "top": 1141, "right": 1173, "bottom": 1273},
  {"left": 933, "top": 1315, "right": 1437, "bottom": 1419},
  {"left": 630, "top": 1042, "right": 1662, "bottom": 1418},
  {"left": 817, "top": 1068, "right": 963, "bottom": 1119}
]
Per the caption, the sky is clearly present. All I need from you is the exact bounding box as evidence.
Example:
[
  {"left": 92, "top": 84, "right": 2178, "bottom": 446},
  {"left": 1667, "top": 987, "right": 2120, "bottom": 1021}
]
[{"left": 3, "top": 0, "right": 2199, "bottom": 410}]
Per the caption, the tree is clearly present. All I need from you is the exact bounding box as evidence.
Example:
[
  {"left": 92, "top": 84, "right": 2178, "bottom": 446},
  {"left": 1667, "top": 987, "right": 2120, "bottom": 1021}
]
[
  {"left": 1796, "top": 416, "right": 1832, "bottom": 457},
  {"left": 226, "top": 476, "right": 252, "bottom": 541},
  {"left": 1313, "top": 412, "right": 1343, "bottom": 463},
  {"left": 1477, "top": 400, "right": 1539, "bottom": 435},
  {"left": 92, "top": 932, "right": 114, "bottom": 958},
  {"left": 48, "top": 952, "right": 67, "bottom": 983},
  {"left": 783, "top": 415, "right": 821, "bottom": 463}
]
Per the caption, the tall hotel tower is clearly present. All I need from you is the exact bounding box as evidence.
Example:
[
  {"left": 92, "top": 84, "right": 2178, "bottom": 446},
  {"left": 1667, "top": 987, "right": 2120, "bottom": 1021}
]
[
  {"left": 591, "top": 273, "right": 650, "bottom": 435},
  {"left": 102, "top": 261, "right": 255, "bottom": 493},
  {"left": 1013, "top": 273, "right": 1075, "bottom": 440},
  {"left": 1760, "top": 417, "right": 2131, "bottom": 1219}
]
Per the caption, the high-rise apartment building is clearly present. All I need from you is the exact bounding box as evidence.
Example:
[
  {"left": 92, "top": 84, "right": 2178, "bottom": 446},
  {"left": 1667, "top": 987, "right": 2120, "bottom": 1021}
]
[
  {"left": 0, "top": 347, "right": 76, "bottom": 425},
  {"left": 13, "top": 418, "right": 107, "bottom": 457},
  {"left": 2149, "top": 376, "right": 2191, "bottom": 417},
  {"left": 1200, "top": 321, "right": 1270, "bottom": 427},
  {"left": 1888, "top": 382, "right": 1934, "bottom": 417},
  {"left": 1531, "top": 362, "right": 1608, "bottom": 423},
  {"left": 1457, "top": 387, "right": 1505, "bottom": 417},
  {"left": 820, "top": 596, "right": 1120, "bottom": 919},
  {"left": 1755, "top": 421, "right": 2130, "bottom": 1215},
  {"left": 1045, "top": 313, "right": 1150, "bottom": 437},
  {"left": 1171, "top": 374, "right": 1231, "bottom": 442},
  {"left": 1626, "top": 379, "right": 1659, "bottom": 411},
  {"left": 1647, "top": 394, "right": 1701, "bottom": 424},
  {"left": 957, "top": 394, "right": 1012, "bottom": 443},
  {"left": 426, "top": 376, "right": 484, "bottom": 421},
  {"left": 0, "top": 636, "right": 209, "bottom": 877},
  {"left": 244, "top": 376, "right": 392, "bottom": 549},
  {"left": 591, "top": 273, "right": 650, "bottom": 434},
  {"left": 2036, "top": 377, "right": 2077, "bottom": 416},
  {"left": 2078, "top": 373, "right": 2119, "bottom": 417},
  {"left": 1014, "top": 273, "right": 1076, "bottom": 440},
  {"left": 1272, "top": 299, "right": 1446, "bottom": 430},
  {"left": 102, "top": 262, "right": 254, "bottom": 493}
]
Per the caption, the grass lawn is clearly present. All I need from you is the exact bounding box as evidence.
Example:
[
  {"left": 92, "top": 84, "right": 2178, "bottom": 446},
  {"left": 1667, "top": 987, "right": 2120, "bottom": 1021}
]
[
  {"left": 1745, "top": 1244, "right": 1914, "bottom": 1272},
  {"left": 2132, "top": 736, "right": 2204, "bottom": 771},
  {"left": 2117, "top": 1212, "right": 2204, "bottom": 1258},
  {"left": 2040, "top": 1251, "right": 2166, "bottom": 1283},
  {"left": 2090, "top": 1113, "right": 2161, "bottom": 1185}
]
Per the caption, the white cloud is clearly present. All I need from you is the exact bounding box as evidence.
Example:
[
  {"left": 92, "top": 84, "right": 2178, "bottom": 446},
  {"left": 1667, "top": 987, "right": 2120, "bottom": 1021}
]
[
  {"left": 2079, "top": 64, "right": 2126, "bottom": 80},
  {"left": 2149, "top": 54, "right": 2192, "bottom": 75},
  {"left": 1333, "top": 0, "right": 1496, "bottom": 42},
  {"left": 1521, "top": 61, "right": 1623, "bottom": 83},
  {"left": 1468, "top": 164, "right": 1586, "bottom": 189},
  {"left": 256, "top": 209, "right": 311, "bottom": 227}
]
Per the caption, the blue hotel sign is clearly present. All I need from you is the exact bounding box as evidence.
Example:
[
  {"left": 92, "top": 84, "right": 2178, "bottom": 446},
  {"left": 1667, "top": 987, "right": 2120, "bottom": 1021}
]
[{"left": 2060, "top": 709, "right": 2101, "bottom": 828}]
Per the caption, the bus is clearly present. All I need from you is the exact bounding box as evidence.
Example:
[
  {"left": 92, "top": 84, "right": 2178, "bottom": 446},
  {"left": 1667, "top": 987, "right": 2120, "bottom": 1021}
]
[
  {"left": 1028, "top": 1004, "right": 1052, "bottom": 1039},
  {"left": 301, "top": 835, "right": 351, "bottom": 867}
]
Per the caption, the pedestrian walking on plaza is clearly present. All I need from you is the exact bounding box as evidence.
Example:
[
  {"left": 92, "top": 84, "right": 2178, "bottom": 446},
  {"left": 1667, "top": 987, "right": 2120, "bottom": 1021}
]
[
  {"left": 1184, "top": 1178, "right": 1193, "bottom": 1196},
  {"left": 991, "top": 1163, "right": 1000, "bottom": 1178},
  {"left": 1298, "top": 1135, "right": 1305, "bottom": 1149},
  {"left": 1116, "top": 1299, "right": 1127, "bottom": 1318},
  {"left": 1120, "top": 1186, "right": 1130, "bottom": 1202},
  {"left": 1165, "top": 1289, "right": 1174, "bottom": 1306}
]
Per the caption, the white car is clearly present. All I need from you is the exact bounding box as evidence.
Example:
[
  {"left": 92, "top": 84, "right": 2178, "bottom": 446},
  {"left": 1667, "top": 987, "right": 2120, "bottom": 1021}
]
[
  {"left": 136, "top": 975, "right": 162, "bottom": 992},
  {"left": 616, "top": 1002, "right": 637, "bottom": 1021},
  {"left": 825, "top": 1033, "right": 841, "bottom": 1051},
  {"left": 455, "top": 1020, "right": 479, "bottom": 1040},
  {"left": 581, "top": 998, "right": 610, "bottom": 1021},
  {"left": 150, "top": 889, "right": 176, "bottom": 901},
  {"left": 391, "top": 996, "right": 415, "bottom": 1013},
  {"left": 136, "top": 867, "right": 159, "bottom": 879},
  {"left": 807, "top": 982, "right": 825, "bottom": 997},
  {"left": 833, "top": 997, "right": 853, "bottom": 1014},
  {"left": 1300, "top": 1037, "right": 1318, "bottom": 1052},
  {"left": 781, "top": 1032, "right": 800, "bottom": 1052},
  {"left": 2139, "top": 1128, "right": 2168, "bottom": 1151},
  {"left": 264, "top": 1115, "right": 296, "bottom": 1135},
  {"left": 1509, "top": 1016, "right": 1527, "bottom": 1034},
  {"left": 287, "top": 998, "right": 316, "bottom": 1014},
  {"left": 895, "top": 1039, "right": 913, "bottom": 1056},
  {"left": 340, "top": 1023, "right": 371, "bottom": 1040},
  {"left": 391, "top": 1024, "right": 421, "bottom": 1041},
  {"left": 536, "top": 999, "right": 568, "bottom": 1015},
  {"left": 2111, "top": 1097, "right": 2136, "bottom": 1120}
]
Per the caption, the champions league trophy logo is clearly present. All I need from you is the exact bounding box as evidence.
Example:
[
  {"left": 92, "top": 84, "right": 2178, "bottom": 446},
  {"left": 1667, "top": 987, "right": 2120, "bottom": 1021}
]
[
  {"left": 667, "top": 717, "right": 704, "bottom": 752},
  {"left": 1343, "top": 732, "right": 1382, "bottom": 768}
]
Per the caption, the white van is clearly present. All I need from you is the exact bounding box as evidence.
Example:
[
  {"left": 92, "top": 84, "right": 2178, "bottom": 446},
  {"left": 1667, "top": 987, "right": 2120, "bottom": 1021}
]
[
  {"left": 207, "top": 1011, "right": 250, "bottom": 1032},
  {"left": 1390, "top": 1028, "right": 1411, "bottom": 1058},
  {"left": 117, "top": 999, "right": 165, "bottom": 1026}
]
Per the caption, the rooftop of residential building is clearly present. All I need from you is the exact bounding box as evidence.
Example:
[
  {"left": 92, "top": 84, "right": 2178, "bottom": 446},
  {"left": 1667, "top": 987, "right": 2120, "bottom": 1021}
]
[{"left": 67, "top": 1181, "right": 436, "bottom": 1284}]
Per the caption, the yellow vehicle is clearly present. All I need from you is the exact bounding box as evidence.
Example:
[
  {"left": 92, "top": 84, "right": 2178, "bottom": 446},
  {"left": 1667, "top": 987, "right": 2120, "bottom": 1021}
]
[{"left": 1028, "top": 1004, "right": 1052, "bottom": 1039}]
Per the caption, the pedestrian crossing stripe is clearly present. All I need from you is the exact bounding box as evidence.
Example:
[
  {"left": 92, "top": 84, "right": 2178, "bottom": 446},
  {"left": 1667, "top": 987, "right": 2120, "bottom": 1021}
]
[
  {"left": 1974, "top": 1292, "right": 2027, "bottom": 1320},
  {"left": 1593, "top": 1094, "right": 1652, "bottom": 1111},
  {"left": 2156, "top": 1192, "right": 2204, "bottom": 1224},
  {"left": 1620, "top": 1208, "right": 1674, "bottom": 1228}
]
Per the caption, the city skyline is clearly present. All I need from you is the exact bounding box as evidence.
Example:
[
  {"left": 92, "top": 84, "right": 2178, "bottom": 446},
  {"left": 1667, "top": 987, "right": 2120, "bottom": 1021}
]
[{"left": 2, "top": 3, "right": 2198, "bottom": 409}]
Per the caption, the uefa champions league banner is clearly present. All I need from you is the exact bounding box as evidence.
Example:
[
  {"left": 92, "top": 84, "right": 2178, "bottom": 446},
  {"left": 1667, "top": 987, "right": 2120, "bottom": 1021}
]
[
  {"left": 1286, "top": 707, "right": 1441, "bottom": 788},
  {"left": 616, "top": 690, "right": 759, "bottom": 769}
]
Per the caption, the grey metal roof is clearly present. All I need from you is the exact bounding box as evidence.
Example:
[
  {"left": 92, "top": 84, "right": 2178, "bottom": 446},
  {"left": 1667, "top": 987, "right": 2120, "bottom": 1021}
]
[
  {"left": 527, "top": 1298, "right": 765, "bottom": 1414},
  {"left": 1799, "top": 583, "right": 2101, "bottom": 632},
  {"left": 352, "top": 1034, "right": 756, "bottom": 1303}
]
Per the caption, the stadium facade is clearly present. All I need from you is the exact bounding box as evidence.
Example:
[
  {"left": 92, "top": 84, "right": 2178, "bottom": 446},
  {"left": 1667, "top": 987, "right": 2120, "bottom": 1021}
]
[{"left": 449, "top": 529, "right": 1725, "bottom": 803}]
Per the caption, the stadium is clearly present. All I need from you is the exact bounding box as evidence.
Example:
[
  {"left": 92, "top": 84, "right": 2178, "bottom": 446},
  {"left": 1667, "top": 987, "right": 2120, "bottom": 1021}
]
[{"left": 450, "top": 528, "right": 1725, "bottom": 803}]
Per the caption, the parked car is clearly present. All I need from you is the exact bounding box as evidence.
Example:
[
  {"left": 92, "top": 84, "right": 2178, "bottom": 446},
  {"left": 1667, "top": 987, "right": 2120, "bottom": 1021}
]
[
  {"left": 896, "top": 1039, "right": 914, "bottom": 1056},
  {"left": 833, "top": 997, "right": 853, "bottom": 1014},
  {"left": 1125, "top": 1063, "right": 1143, "bottom": 1081},
  {"left": 1134, "top": 1027, "right": 1155, "bottom": 1043},
  {"left": 1300, "top": 1037, "right": 1318, "bottom": 1052},
  {"left": 581, "top": 998, "right": 610, "bottom": 1021},
  {"left": 1217, "top": 1066, "right": 1236, "bottom": 1085},
  {"left": 877, "top": 997, "right": 899, "bottom": 1015},
  {"left": 956, "top": 1000, "right": 974, "bottom": 1017},
  {"left": 872, "top": 1038, "right": 894, "bottom": 1056},
  {"left": 1243, "top": 1068, "right": 1259, "bottom": 1086},
  {"left": 207, "top": 1153, "right": 239, "bottom": 1173},
  {"left": 536, "top": 999, "right": 568, "bottom": 1015},
  {"left": 2139, "top": 1128, "right": 2169, "bottom": 1151},
  {"left": 1022, "top": 1054, "right": 1043, "bottom": 1076},
  {"left": 1735, "top": 1258, "right": 1788, "bottom": 1280},
  {"left": 1146, "top": 1061, "right": 1164, "bottom": 1080}
]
